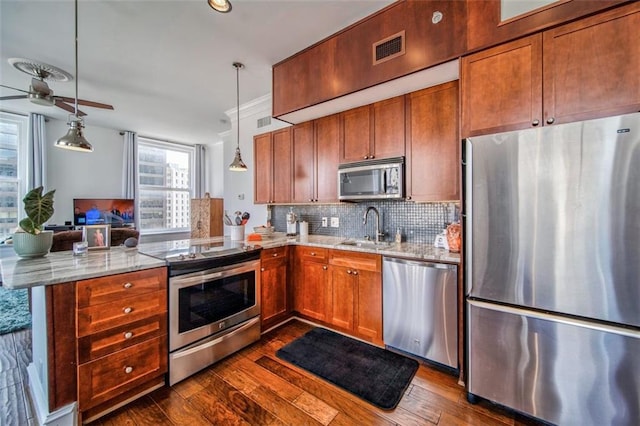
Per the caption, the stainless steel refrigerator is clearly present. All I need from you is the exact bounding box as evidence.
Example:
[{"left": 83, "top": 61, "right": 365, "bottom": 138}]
[{"left": 464, "top": 113, "right": 640, "bottom": 426}]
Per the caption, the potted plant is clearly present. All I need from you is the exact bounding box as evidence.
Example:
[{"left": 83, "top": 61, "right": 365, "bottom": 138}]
[{"left": 12, "top": 186, "right": 56, "bottom": 258}]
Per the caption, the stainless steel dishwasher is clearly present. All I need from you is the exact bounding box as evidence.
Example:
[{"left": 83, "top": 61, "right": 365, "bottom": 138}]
[{"left": 383, "top": 257, "right": 458, "bottom": 369}]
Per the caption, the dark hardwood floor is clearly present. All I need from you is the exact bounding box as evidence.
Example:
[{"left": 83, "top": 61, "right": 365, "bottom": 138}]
[{"left": 2, "top": 320, "right": 545, "bottom": 425}]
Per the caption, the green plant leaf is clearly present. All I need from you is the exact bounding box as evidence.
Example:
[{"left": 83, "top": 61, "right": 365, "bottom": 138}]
[
  {"left": 19, "top": 218, "right": 37, "bottom": 234},
  {"left": 22, "top": 186, "right": 55, "bottom": 233}
]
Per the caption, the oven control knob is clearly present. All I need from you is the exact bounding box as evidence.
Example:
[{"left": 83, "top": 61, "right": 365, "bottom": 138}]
[
  {"left": 178, "top": 254, "right": 186, "bottom": 260},
  {"left": 188, "top": 253, "right": 196, "bottom": 259}
]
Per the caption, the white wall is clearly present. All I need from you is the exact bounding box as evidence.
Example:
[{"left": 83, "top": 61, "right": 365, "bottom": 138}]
[
  {"left": 46, "top": 118, "right": 124, "bottom": 225},
  {"left": 223, "top": 95, "right": 290, "bottom": 234},
  {"left": 206, "top": 142, "right": 224, "bottom": 198}
]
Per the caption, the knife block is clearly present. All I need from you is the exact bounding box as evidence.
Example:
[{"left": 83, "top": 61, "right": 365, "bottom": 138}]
[{"left": 190, "top": 194, "right": 224, "bottom": 238}]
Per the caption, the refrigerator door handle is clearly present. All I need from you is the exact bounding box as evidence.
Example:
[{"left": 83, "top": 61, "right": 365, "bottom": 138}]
[{"left": 468, "top": 299, "right": 640, "bottom": 339}]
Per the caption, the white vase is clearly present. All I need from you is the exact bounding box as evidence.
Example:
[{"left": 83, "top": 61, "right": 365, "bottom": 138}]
[{"left": 12, "top": 230, "right": 54, "bottom": 258}]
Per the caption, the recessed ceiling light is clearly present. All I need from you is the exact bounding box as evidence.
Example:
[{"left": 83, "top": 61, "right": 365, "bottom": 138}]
[{"left": 208, "top": 0, "right": 232, "bottom": 13}]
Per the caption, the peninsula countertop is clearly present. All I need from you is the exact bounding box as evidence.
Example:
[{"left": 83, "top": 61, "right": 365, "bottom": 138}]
[{"left": 0, "top": 246, "right": 167, "bottom": 290}]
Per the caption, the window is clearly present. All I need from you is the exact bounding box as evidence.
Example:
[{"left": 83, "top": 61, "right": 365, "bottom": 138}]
[
  {"left": 0, "top": 112, "right": 27, "bottom": 239},
  {"left": 137, "top": 138, "right": 194, "bottom": 233}
]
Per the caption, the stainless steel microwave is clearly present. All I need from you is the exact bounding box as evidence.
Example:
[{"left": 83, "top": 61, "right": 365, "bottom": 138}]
[{"left": 338, "top": 157, "right": 404, "bottom": 200}]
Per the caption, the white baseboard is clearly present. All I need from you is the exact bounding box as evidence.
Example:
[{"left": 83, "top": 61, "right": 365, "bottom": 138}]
[{"left": 27, "top": 362, "right": 77, "bottom": 426}]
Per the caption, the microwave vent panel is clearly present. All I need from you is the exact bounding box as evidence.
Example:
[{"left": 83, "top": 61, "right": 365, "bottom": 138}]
[{"left": 373, "top": 31, "right": 405, "bottom": 65}]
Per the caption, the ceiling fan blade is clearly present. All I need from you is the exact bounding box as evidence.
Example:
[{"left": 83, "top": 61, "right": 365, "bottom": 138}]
[
  {"left": 31, "top": 78, "right": 52, "bottom": 95},
  {"left": 0, "top": 95, "right": 29, "bottom": 101},
  {"left": 0, "top": 84, "right": 31, "bottom": 94},
  {"left": 56, "top": 96, "right": 114, "bottom": 110},
  {"left": 54, "top": 100, "right": 87, "bottom": 117}
]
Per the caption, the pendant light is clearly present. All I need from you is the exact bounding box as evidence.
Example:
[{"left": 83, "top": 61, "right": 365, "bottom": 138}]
[
  {"left": 56, "top": 0, "right": 93, "bottom": 152},
  {"left": 229, "top": 62, "right": 247, "bottom": 172},
  {"left": 208, "top": 0, "right": 232, "bottom": 13}
]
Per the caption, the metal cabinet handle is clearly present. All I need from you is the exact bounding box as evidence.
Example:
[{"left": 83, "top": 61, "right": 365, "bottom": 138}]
[
  {"left": 322, "top": 265, "right": 328, "bottom": 270},
  {"left": 309, "top": 198, "right": 313, "bottom": 202},
  {"left": 546, "top": 117, "right": 555, "bottom": 124},
  {"left": 532, "top": 119, "right": 540, "bottom": 126},
  {"left": 347, "top": 270, "right": 352, "bottom": 274},
  {"left": 260, "top": 267, "right": 265, "bottom": 272},
  {"left": 311, "top": 252, "right": 316, "bottom": 256},
  {"left": 124, "top": 332, "right": 133, "bottom": 339},
  {"left": 124, "top": 366, "right": 133, "bottom": 374},
  {"left": 123, "top": 307, "right": 133, "bottom": 314},
  {"left": 273, "top": 253, "right": 278, "bottom": 257},
  {"left": 370, "top": 155, "right": 375, "bottom": 159},
  {"left": 353, "top": 271, "right": 358, "bottom": 275},
  {"left": 123, "top": 282, "right": 133, "bottom": 289}
]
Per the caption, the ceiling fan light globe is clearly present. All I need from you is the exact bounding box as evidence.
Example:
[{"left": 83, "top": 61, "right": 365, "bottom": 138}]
[
  {"left": 208, "top": 0, "right": 232, "bottom": 13},
  {"left": 55, "top": 119, "right": 93, "bottom": 152}
]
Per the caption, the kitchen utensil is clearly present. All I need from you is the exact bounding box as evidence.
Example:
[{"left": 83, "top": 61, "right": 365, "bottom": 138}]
[
  {"left": 223, "top": 210, "right": 233, "bottom": 226},
  {"left": 242, "top": 212, "right": 250, "bottom": 221},
  {"left": 235, "top": 216, "right": 242, "bottom": 225}
]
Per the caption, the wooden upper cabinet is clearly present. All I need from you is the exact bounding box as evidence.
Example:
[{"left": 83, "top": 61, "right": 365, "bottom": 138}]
[
  {"left": 314, "top": 114, "right": 341, "bottom": 203},
  {"left": 341, "top": 105, "right": 372, "bottom": 163},
  {"left": 407, "top": 81, "right": 460, "bottom": 202},
  {"left": 373, "top": 96, "right": 406, "bottom": 160},
  {"left": 254, "top": 129, "right": 293, "bottom": 204},
  {"left": 272, "top": 129, "right": 293, "bottom": 203},
  {"left": 292, "top": 122, "right": 315, "bottom": 203},
  {"left": 542, "top": 3, "right": 640, "bottom": 125},
  {"left": 461, "top": 34, "right": 543, "bottom": 137},
  {"left": 467, "top": 0, "right": 629, "bottom": 51},
  {"left": 462, "top": 2, "right": 639, "bottom": 137},
  {"left": 253, "top": 132, "right": 274, "bottom": 204},
  {"left": 273, "top": 0, "right": 466, "bottom": 118},
  {"left": 341, "top": 97, "right": 405, "bottom": 163}
]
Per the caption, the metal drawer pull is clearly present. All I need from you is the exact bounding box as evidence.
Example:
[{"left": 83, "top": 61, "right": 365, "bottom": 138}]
[
  {"left": 124, "top": 366, "right": 133, "bottom": 374},
  {"left": 322, "top": 266, "right": 328, "bottom": 270},
  {"left": 124, "top": 332, "right": 133, "bottom": 339},
  {"left": 260, "top": 268, "right": 265, "bottom": 272},
  {"left": 123, "top": 307, "right": 133, "bottom": 314},
  {"left": 353, "top": 271, "right": 358, "bottom": 275},
  {"left": 123, "top": 282, "right": 133, "bottom": 289},
  {"left": 347, "top": 270, "right": 352, "bottom": 274},
  {"left": 311, "top": 252, "right": 316, "bottom": 256},
  {"left": 273, "top": 253, "right": 278, "bottom": 257}
]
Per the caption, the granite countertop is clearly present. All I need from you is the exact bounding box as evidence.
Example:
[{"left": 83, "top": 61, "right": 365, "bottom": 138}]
[
  {"left": 257, "top": 233, "right": 461, "bottom": 264},
  {"left": 0, "top": 246, "right": 166, "bottom": 290}
]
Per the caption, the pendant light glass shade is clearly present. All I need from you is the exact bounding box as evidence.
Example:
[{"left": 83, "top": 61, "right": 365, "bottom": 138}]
[
  {"left": 208, "top": 0, "right": 232, "bottom": 13},
  {"left": 55, "top": 117, "right": 93, "bottom": 152},
  {"left": 229, "top": 62, "right": 247, "bottom": 171},
  {"left": 56, "top": 0, "right": 93, "bottom": 152}
]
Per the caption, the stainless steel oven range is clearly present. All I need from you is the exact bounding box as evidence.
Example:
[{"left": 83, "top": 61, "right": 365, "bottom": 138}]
[{"left": 140, "top": 239, "right": 262, "bottom": 385}]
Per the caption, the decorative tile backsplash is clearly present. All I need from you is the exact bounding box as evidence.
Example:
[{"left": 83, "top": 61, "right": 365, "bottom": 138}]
[{"left": 271, "top": 201, "right": 460, "bottom": 244}]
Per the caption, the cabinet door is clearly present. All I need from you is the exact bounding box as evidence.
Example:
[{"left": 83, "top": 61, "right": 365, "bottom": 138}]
[
  {"left": 407, "top": 81, "right": 460, "bottom": 202},
  {"left": 542, "top": 3, "right": 640, "bottom": 125},
  {"left": 254, "top": 133, "right": 273, "bottom": 204},
  {"left": 292, "top": 122, "right": 315, "bottom": 203},
  {"left": 272, "top": 128, "right": 293, "bottom": 203},
  {"left": 328, "top": 266, "right": 356, "bottom": 331},
  {"left": 355, "top": 269, "right": 383, "bottom": 345},
  {"left": 341, "top": 105, "right": 372, "bottom": 163},
  {"left": 373, "top": 96, "right": 405, "bottom": 160},
  {"left": 261, "top": 256, "right": 288, "bottom": 327},
  {"left": 299, "top": 260, "right": 328, "bottom": 322},
  {"left": 461, "top": 34, "right": 543, "bottom": 137},
  {"left": 315, "top": 114, "right": 340, "bottom": 202}
]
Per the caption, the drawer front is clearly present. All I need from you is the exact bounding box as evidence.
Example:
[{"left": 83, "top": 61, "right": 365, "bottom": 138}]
[
  {"left": 297, "top": 246, "right": 328, "bottom": 262},
  {"left": 77, "top": 290, "right": 167, "bottom": 337},
  {"left": 330, "top": 250, "right": 381, "bottom": 272},
  {"left": 261, "top": 246, "right": 287, "bottom": 261},
  {"left": 78, "top": 336, "right": 167, "bottom": 411},
  {"left": 77, "top": 267, "right": 167, "bottom": 308},
  {"left": 77, "top": 314, "right": 167, "bottom": 364}
]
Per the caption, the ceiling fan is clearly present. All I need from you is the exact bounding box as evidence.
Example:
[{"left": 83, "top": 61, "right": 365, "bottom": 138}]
[{"left": 0, "top": 58, "right": 113, "bottom": 116}]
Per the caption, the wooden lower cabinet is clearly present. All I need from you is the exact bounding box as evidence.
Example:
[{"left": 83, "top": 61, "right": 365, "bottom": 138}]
[
  {"left": 46, "top": 267, "right": 168, "bottom": 423},
  {"left": 292, "top": 246, "right": 383, "bottom": 345},
  {"left": 260, "top": 246, "right": 290, "bottom": 329}
]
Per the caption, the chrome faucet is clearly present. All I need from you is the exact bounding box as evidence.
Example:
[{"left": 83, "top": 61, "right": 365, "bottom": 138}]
[{"left": 363, "top": 206, "right": 384, "bottom": 244}]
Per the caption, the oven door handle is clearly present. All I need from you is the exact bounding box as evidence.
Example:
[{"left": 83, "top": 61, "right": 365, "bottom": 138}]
[{"left": 172, "top": 271, "right": 224, "bottom": 288}]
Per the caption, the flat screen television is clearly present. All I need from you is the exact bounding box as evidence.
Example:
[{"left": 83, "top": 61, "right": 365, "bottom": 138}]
[{"left": 73, "top": 198, "right": 135, "bottom": 227}]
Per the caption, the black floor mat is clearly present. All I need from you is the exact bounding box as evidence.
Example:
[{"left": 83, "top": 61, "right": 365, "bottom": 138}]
[{"left": 276, "top": 327, "right": 418, "bottom": 410}]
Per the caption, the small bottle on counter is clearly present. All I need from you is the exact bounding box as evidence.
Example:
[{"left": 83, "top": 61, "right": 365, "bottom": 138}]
[{"left": 395, "top": 228, "right": 402, "bottom": 244}]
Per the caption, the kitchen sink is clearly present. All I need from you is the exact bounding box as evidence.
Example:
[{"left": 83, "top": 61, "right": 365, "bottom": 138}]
[{"left": 338, "top": 239, "right": 392, "bottom": 249}]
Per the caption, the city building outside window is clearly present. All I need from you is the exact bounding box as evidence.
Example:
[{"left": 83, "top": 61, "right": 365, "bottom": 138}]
[
  {"left": 137, "top": 137, "right": 194, "bottom": 233},
  {"left": 0, "top": 112, "right": 28, "bottom": 240}
]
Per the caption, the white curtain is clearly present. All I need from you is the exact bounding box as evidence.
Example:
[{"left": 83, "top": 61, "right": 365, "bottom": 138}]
[
  {"left": 122, "top": 131, "right": 137, "bottom": 199},
  {"left": 28, "top": 113, "right": 46, "bottom": 189},
  {"left": 194, "top": 144, "right": 206, "bottom": 198}
]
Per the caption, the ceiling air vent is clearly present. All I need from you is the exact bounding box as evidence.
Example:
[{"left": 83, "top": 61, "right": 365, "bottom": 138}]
[
  {"left": 257, "top": 116, "right": 272, "bottom": 128},
  {"left": 372, "top": 30, "right": 405, "bottom": 65}
]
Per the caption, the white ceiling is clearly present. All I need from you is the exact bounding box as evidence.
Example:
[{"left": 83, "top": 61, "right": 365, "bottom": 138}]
[{"left": 0, "top": 0, "right": 394, "bottom": 145}]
